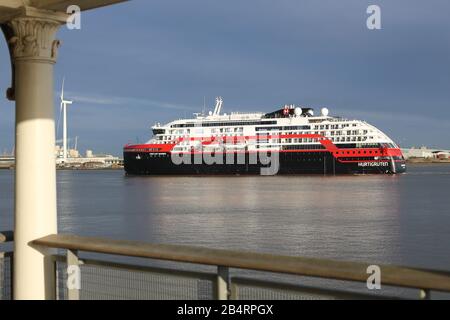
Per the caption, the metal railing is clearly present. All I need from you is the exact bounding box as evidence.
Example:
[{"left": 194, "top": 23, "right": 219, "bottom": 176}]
[
  {"left": 0, "top": 231, "right": 13, "bottom": 300},
  {"left": 28, "top": 233, "right": 450, "bottom": 300}
]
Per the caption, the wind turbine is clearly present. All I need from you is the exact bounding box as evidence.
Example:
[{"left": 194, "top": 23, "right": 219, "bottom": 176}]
[{"left": 60, "top": 78, "right": 73, "bottom": 162}]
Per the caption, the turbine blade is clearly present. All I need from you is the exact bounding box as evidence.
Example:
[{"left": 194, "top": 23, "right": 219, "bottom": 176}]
[{"left": 61, "top": 77, "right": 65, "bottom": 100}]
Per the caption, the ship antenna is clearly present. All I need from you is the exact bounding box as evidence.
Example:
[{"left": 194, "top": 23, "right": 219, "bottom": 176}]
[
  {"left": 213, "top": 97, "right": 219, "bottom": 115},
  {"left": 202, "top": 96, "right": 206, "bottom": 115},
  {"left": 213, "top": 96, "right": 223, "bottom": 115},
  {"left": 217, "top": 96, "right": 223, "bottom": 115}
]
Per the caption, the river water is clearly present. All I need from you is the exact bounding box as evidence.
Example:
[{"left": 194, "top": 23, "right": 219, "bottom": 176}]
[{"left": 1, "top": 164, "right": 449, "bottom": 297}]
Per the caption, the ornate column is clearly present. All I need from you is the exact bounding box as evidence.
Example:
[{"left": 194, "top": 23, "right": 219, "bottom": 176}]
[{"left": 5, "top": 7, "right": 66, "bottom": 300}]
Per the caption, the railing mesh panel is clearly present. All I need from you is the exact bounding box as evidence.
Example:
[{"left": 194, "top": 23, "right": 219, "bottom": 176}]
[
  {"left": 229, "top": 277, "right": 386, "bottom": 300},
  {"left": 56, "top": 260, "right": 214, "bottom": 300},
  {"left": 0, "top": 256, "right": 12, "bottom": 300},
  {"left": 232, "top": 283, "right": 331, "bottom": 300}
]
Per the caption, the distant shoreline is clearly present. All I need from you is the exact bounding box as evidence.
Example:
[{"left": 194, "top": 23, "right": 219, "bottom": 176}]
[
  {"left": 2, "top": 161, "right": 449, "bottom": 171},
  {"left": 406, "top": 159, "right": 450, "bottom": 165},
  {"left": 56, "top": 167, "right": 124, "bottom": 171}
]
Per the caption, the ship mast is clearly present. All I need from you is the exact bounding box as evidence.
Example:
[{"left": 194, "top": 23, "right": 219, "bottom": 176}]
[{"left": 213, "top": 96, "right": 223, "bottom": 116}]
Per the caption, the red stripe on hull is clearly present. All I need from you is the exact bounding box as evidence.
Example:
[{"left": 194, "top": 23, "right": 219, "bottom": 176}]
[{"left": 124, "top": 134, "right": 404, "bottom": 161}]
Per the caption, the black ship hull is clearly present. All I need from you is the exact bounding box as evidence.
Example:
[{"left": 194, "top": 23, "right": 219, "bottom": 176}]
[{"left": 124, "top": 151, "right": 406, "bottom": 175}]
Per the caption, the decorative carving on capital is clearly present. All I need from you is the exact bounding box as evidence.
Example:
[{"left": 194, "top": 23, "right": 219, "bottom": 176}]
[
  {"left": 51, "top": 39, "right": 61, "bottom": 60},
  {"left": 7, "top": 17, "right": 62, "bottom": 63}
]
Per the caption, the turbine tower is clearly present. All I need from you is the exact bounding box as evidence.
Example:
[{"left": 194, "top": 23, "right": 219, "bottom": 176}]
[{"left": 60, "top": 78, "right": 73, "bottom": 162}]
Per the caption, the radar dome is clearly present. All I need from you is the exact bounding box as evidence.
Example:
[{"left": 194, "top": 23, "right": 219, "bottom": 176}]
[
  {"left": 321, "top": 107, "right": 329, "bottom": 116},
  {"left": 294, "top": 107, "right": 302, "bottom": 116},
  {"left": 208, "top": 111, "right": 213, "bottom": 116},
  {"left": 307, "top": 109, "right": 314, "bottom": 116}
]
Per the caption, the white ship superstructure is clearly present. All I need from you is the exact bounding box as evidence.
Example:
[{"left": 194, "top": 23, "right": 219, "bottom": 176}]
[{"left": 124, "top": 98, "right": 406, "bottom": 175}]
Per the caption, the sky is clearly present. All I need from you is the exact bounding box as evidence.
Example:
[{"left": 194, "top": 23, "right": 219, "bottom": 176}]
[{"left": 1, "top": 0, "right": 449, "bottom": 156}]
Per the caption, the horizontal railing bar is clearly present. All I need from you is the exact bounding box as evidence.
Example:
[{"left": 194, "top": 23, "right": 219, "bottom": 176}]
[
  {"left": 230, "top": 277, "right": 399, "bottom": 300},
  {"left": 51, "top": 254, "right": 217, "bottom": 282},
  {"left": 32, "top": 234, "right": 450, "bottom": 292},
  {"left": 0, "top": 231, "right": 13, "bottom": 243}
]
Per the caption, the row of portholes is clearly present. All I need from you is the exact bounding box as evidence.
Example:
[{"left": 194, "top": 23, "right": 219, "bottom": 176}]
[{"left": 335, "top": 150, "right": 378, "bottom": 156}]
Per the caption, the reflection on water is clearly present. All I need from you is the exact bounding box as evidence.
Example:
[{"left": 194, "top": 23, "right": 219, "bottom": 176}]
[
  {"left": 1, "top": 164, "right": 449, "bottom": 272},
  {"left": 120, "top": 175, "right": 403, "bottom": 265}
]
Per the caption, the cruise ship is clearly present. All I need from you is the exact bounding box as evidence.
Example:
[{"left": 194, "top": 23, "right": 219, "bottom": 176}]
[{"left": 124, "top": 98, "right": 406, "bottom": 175}]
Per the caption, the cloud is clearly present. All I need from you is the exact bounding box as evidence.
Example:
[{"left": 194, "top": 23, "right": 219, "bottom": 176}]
[
  {"left": 2, "top": 0, "right": 450, "bottom": 154},
  {"left": 57, "top": 92, "right": 200, "bottom": 112}
]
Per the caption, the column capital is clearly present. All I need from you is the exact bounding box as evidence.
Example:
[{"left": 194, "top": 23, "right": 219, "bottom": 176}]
[
  {"left": 2, "top": 6, "right": 68, "bottom": 100},
  {"left": 6, "top": 7, "right": 67, "bottom": 64}
]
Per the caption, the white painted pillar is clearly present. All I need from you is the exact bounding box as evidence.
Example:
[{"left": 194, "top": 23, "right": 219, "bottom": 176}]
[{"left": 6, "top": 8, "right": 66, "bottom": 300}]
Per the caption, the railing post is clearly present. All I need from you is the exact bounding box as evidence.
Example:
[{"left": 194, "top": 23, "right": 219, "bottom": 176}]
[
  {"left": 216, "top": 266, "right": 229, "bottom": 300},
  {"left": 52, "top": 257, "right": 57, "bottom": 300},
  {"left": 229, "top": 282, "right": 238, "bottom": 300},
  {"left": 67, "top": 249, "right": 80, "bottom": 300},
  {"left": 419, "top": 289, "right": 431, "bottom": 300},
  {"left": 9, "top": 253, "right": 14, "bottom": 299},
  {"left": 0, "top": 252, "right": 4, "bottom": 300}
]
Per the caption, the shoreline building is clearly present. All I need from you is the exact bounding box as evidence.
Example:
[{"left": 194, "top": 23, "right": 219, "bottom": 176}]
[
  {"left": 401, "top": 146, "right": 450, "bottom": 160},
  {"left": 55, "top": 146, "right": 122, "bottom": 168},
  {"left": 55, "top": 80, "right": 122, "bottom": 168}
]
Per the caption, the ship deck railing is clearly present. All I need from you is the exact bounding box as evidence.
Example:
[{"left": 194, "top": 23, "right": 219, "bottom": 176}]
[{"left": 1, "top": 231, "right": 450, "bottom": 300}]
